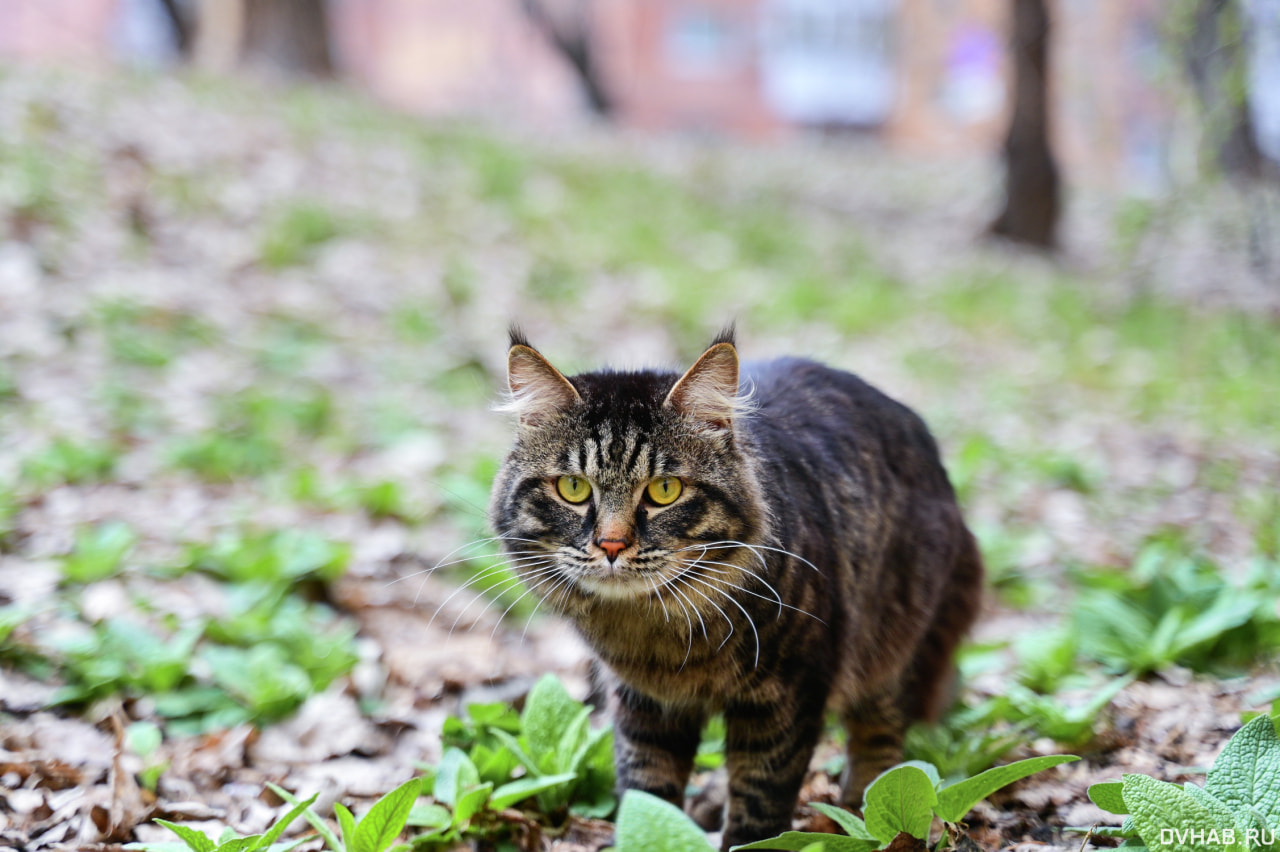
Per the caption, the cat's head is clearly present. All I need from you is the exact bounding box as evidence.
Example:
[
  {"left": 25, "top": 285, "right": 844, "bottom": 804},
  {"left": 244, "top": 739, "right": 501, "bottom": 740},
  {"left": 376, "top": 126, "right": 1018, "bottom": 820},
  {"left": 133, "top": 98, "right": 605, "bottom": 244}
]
[{"left": 488, "top": 329, "right": 768, "bottom": 614}]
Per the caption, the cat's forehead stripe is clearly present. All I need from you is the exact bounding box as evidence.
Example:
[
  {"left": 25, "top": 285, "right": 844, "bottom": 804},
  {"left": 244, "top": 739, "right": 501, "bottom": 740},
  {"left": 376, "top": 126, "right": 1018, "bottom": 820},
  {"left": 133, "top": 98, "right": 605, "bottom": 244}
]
[{"left": 625, "top": 436, "right": 647, "bottom": 476}]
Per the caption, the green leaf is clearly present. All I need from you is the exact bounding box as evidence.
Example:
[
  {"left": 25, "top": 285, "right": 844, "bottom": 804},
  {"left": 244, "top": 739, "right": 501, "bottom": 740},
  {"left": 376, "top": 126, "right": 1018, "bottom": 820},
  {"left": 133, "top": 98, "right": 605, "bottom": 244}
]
[
  {"left": 488, "top": 729, "right": 542, "bottom": 778},
  {"left": 731, "top": 833, "right": 877, "bottom": 851},
  {"left": 489, "top": 772, "right": 579, "bottom": 810},
  {"left": 1181, "top": 784, "right": 1247, "bottom": 852},
  {"left": 154, "top": 820, "right": 216, "bottom": 852},
  {"left": 431, "top": 748, "right": 479, "bottom": 806},
  {"left": 863, "top": 765, "right": 937, "bottom": 844},
  {"left": 934, "top": 755, "right": 1079, "bottom": 823},
  {"left": 807, "top": 803, "right": 876, "bottom": 840},
  {"left": 557, "top": 705, "right": 593, "bottom": 773},
  {"left": 254, "top": 793, "right": 319, "bottom": 850},
  {"left": 126, "top": 721, "right": 163, "bottom": 759},
  {"left": 896, "top": 761, "right": 942, "bottom": 789},
  {"left": 265, "top": 783, "right": 343, "bottom": 852},
  {"left": 521, "top": 675, "right": 587, "bottom": 767},
  {"left": 61, "top": 520, "right": 136, "bottom": 582},
  {"left": 404, "top": 803, "right": 452, "bottom": 830},
  {"left": 452, "top": 783, "right": 493, "bottom": 827},
  {"left": 353, "top": 777, "right": 421, "bottom": 852},
  {"left": 471, "top": 743, "right": 519, "bottom": 786},
  {"left": 467, "top": 701, "right": 521, "bottom": 731},
  {"left": 569, "top": 792, "right": 618, "bottom": 819},
  {"left": 1205, "top": 715, "right": 1280, "bottom": 827},
  {"left": 613, "top": 790, "right": 714, "bottom": 852},
  {"left": 1089, "top": 782, "right": 1129, "bottom": 815},
  {"left": 335, "top": 803, "right": 357, "bottom": 852},
  {"left": 1122, "top": 774, "right": 1235, "bottom": 852}
]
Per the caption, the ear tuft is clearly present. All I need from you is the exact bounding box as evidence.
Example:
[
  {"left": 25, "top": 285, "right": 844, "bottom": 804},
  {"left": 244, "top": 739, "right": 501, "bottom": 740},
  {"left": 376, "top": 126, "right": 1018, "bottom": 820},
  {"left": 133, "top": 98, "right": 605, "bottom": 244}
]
[
  {"left": 504, "top": 342, "right": 581, "bottom": 427},
  {"left": 664, "top": 340, "right": 740, "bottom": 433},
  {"left": 508, "top": 323, "right": 531, "bottom": 350}
]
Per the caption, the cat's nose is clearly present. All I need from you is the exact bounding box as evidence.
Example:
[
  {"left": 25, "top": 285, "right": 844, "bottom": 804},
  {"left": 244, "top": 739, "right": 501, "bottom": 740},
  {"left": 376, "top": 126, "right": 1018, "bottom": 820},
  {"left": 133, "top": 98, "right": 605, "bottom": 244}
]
[{"left": 596, "top": 538, "right": 628, "bottom": 562}]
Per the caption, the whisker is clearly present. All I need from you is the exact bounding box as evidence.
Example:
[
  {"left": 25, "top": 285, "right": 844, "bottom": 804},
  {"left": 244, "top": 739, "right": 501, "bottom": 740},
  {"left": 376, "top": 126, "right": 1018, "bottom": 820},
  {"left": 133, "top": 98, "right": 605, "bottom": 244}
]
[
  {"left": 675, "top": 540, "right": 770, "bottom": 573},
  {"left": 390, "top": 535, "right": 544, "bottom": 585},
  {"left": 647, "top": 572, "right": 672, "bottom": 623},
  {"left": 665, "top": 576, "right": 708, "bottom": 642},
  {"left": 677, "top": 555, "right": 785, "bottom": 611},
  {"left": 426, "top": 556, "right": 556, "bottom": 628},
  {"left": 667, "top": 582, "right": 695, "bottom": 670},
  {"left": 668, "top": 572, "right": 760, "bottom": 669},
  {"left": 684, "top": 567, "right": 825, "bottom": 625},
  {"left": 488, "top": 568, "right": 568, "bottom": 641},
  {"left": 673, "top": 576, "right": 735, "bottom": 651},
  {"left": 396, "top": 548, "right": 550, "bottom": 585},
  {"left": 451, "top": 566, "right": 561, "bottom": 636},
  {"left": 675, "top": 540, "right": 820, "bottom": 573},
  {"left": 405, "top": 544, "right": 551, "bottom": 606},
  {"left": 521, "top": 573, "right": 576, "bottom": 642}
]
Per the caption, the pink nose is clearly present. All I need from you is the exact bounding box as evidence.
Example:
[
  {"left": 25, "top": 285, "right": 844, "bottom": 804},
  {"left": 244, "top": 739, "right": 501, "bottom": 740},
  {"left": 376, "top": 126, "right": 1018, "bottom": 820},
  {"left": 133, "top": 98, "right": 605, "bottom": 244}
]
[{"left": 597, "top": 539, "right": 627, "bottom": 561}]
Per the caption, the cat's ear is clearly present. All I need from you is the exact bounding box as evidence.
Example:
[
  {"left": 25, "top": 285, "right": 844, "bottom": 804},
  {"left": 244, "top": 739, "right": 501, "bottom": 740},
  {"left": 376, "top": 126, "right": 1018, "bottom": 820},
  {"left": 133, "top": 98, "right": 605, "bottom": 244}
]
[
  {"left": 665, "top": 340, "right": 740, "bottom": 433},
  {"left": 506, "top": 342, "right": 581, "bottom": 427}
]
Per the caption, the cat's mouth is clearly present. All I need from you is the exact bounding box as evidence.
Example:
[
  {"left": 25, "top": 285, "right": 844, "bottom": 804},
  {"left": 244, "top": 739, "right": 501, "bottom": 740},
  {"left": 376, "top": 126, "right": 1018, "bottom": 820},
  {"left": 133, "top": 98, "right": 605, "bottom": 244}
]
[{"left": 575, "top": 561, "right": 659, "bottom": 601}]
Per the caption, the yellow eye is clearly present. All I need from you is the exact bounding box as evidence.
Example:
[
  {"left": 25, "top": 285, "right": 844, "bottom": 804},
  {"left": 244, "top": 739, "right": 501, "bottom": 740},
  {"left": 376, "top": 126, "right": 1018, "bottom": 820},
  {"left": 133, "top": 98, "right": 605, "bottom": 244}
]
[
  {"left": 556, "top": 475, "right": 592, "bottom": 504},
  {"left": 646, "top": 477, "right": 683, "bottom": 506}
]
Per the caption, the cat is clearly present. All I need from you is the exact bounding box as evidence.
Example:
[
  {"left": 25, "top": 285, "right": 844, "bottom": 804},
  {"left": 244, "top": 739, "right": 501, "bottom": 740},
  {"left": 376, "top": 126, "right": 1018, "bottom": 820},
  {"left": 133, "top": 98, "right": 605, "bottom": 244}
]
[{"left": 488, "top": 327, "right": 983, "bottom": 850}]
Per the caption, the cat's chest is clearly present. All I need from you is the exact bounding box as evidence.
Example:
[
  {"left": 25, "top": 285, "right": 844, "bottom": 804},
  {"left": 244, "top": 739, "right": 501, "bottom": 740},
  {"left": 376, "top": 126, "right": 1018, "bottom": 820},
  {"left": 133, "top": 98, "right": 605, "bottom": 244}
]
[{"left": 575, "top": 610, "right": 748, "bottom": 704}]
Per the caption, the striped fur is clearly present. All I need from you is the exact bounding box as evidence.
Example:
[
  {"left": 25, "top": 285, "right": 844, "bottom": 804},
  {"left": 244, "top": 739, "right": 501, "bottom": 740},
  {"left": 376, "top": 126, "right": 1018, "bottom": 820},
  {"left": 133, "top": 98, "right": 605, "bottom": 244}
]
[{"left": 489, "top": 331, "right": 983, "bottom": 850}]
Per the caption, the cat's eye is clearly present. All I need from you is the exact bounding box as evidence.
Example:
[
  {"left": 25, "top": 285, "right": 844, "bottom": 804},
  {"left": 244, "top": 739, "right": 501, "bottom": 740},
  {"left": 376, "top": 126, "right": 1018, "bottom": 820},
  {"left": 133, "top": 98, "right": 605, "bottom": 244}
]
[
  {"left": 556, "top": 475, "right": 592, "bottom": 504},
  {"left": 646, "top": 477, "right": 683, "bottom": 506}
]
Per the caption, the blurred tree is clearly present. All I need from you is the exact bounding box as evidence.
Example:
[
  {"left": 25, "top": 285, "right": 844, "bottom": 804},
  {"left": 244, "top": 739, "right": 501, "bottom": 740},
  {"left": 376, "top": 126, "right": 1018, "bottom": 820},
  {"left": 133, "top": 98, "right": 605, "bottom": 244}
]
[
  {"left": 989, "top": 0, "right": 1060, "bottom": 249},
  {"left": 520, "top": 0, "right": 614, "bottom": 117},
  {"left": 238, "top": 0, "right": 333, "bottom": 75},
  {"left": 160, "top": 0, "right": 333, "bottom": 75},
  {"left": 1177, "top": 0, "right": 1270, "bottom": 182},
  {"left": 156, "top": 0, "right": 193, "bottom": 56}
]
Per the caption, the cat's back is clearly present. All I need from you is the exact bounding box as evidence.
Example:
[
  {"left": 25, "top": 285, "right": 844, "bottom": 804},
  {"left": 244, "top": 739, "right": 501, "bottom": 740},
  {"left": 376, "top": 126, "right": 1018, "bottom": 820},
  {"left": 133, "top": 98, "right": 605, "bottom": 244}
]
[{"left": 742, "top": 356, "right": 950, "bottom": 495}]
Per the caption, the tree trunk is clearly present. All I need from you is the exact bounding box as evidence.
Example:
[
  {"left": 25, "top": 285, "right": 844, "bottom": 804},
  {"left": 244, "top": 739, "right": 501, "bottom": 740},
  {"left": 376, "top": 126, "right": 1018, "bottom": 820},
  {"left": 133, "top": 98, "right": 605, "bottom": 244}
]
[
  {"left": 157, "top": 0, "right": 193, "bottom": 56},
  {"left": 1184, "top": 0, "right": 1266, "bottom": 182},
  {"left": 239, "top": 0, "right": 334, "bottom": 76},
  {"left": 521, "top": 0, "right": 613, "bottom": 117},
  {"left": 989, "top": 0, "right": 1060, "bottom": 249},
  {"left": 192, "top": 0, "right": 333, "bottom": 76}
]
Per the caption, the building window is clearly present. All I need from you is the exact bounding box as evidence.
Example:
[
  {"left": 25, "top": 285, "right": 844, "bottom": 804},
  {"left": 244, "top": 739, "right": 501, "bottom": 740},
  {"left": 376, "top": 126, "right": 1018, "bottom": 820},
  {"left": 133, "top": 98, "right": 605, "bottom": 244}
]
[{"left": 760, "top": 0, "right": 896, "bottom": 125}]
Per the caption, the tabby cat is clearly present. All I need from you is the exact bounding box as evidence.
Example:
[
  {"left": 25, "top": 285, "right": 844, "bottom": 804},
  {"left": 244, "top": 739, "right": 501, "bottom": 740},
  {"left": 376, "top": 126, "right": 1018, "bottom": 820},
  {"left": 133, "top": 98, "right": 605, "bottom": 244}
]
[{"left": 488, "top": 328, "right": 982, "bottom": 850}]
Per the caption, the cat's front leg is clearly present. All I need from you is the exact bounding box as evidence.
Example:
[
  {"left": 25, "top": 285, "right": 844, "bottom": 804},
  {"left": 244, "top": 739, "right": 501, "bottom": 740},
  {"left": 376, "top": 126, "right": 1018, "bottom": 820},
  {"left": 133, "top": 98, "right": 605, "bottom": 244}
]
[
  {"left": 722, "top": 691, "right": 825, "bottom": 851},
  {"left": 612, "top": 682, "right": 705, "bottom": 807}
]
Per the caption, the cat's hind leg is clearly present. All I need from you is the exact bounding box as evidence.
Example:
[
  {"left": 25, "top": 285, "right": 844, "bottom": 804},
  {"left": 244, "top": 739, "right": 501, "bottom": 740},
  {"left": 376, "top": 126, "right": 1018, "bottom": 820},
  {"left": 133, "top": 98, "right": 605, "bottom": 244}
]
[
  {"left": 838, "top": 689, "right": 907, "bottom": 808},
  {"left": 897, "top": 530, "right": 984, "bottom": 723},
  {"left": 841, "top": 531, "right": 983, "bottom": 808}
]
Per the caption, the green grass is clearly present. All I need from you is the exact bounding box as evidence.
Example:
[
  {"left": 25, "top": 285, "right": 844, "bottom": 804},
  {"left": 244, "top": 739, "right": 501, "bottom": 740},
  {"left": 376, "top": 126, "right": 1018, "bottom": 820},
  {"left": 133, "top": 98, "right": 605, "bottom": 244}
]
[
  {"left": 258, "top": 200, "right": 342, "bottom": 268},
  {"left": 168, "top": 384, "right": 337, "bottom": 481},
  {"left": 925, "top": 268, "right": 1280, "bottom": 438},
  {"left": 21, "top": 437, "right": 119, "bottom": 488},
  {"left": 5, "top": 524, "right": 360, "bottom": 735},
  {"left": 95, "top": 298, "right": 218, "bottom": 368}
]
